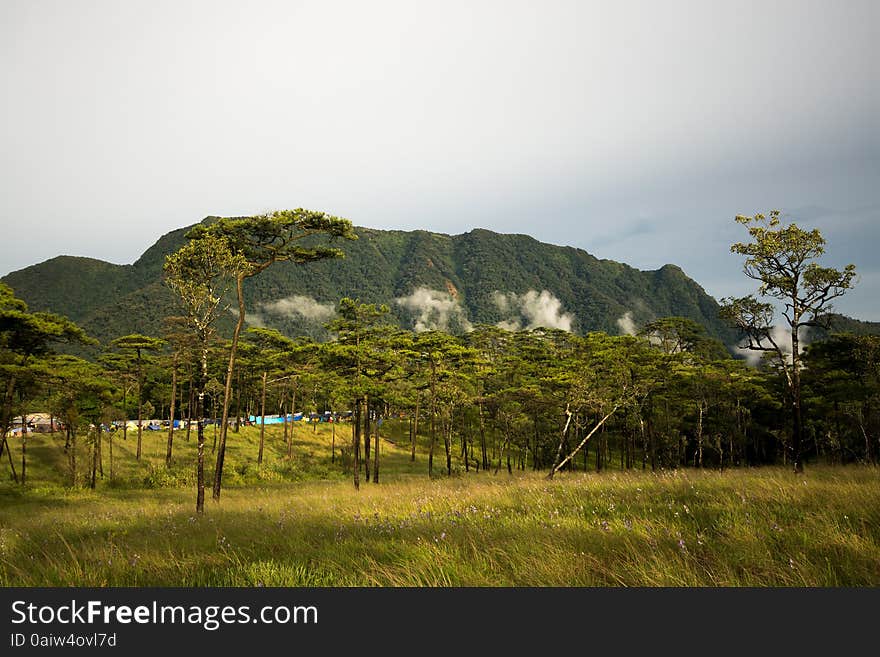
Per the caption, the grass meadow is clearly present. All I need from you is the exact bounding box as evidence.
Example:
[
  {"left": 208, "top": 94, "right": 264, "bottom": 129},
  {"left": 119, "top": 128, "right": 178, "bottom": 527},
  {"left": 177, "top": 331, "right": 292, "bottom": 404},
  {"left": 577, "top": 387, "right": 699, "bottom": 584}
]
[{"left": 1, "top": 420, "right": 878, "bottom": 586}]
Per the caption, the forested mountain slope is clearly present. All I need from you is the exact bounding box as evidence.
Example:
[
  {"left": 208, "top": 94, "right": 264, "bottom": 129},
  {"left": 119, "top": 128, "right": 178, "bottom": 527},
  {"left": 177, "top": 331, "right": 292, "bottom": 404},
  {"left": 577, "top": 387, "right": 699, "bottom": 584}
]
[{"left": 0, "top": 219, "right": 808, "bottom": 346}]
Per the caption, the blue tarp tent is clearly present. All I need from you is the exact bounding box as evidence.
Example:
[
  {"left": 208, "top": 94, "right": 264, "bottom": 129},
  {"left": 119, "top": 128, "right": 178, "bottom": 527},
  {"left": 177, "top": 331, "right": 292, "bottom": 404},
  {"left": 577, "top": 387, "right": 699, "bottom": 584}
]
[{"left": 248, "top": 413, "right": 305, "bottom": 424}]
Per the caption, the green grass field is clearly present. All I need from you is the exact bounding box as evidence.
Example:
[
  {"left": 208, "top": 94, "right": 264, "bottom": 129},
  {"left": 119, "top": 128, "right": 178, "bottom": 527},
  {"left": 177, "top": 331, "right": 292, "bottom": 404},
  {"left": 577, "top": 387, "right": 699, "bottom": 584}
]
[{"left": 1, "top": 421, "right": 878, "bottom": 586}]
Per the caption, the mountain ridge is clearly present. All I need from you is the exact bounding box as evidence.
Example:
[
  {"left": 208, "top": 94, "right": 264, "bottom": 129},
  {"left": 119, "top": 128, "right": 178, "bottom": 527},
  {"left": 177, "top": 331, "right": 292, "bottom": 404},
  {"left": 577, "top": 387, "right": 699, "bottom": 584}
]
[{"left": 4, "top": 221, "right": 872, "bottom": 347}]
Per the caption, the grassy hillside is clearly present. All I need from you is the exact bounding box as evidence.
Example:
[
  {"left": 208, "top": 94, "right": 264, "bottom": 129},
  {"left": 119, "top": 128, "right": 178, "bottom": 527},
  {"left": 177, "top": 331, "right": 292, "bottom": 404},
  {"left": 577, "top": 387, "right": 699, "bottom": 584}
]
[
  {"left": 1, "top": 422, "right": 878, "bottom": 586},
  {"left": 2, "top": 221, "right": 740, "bottom": 346}
]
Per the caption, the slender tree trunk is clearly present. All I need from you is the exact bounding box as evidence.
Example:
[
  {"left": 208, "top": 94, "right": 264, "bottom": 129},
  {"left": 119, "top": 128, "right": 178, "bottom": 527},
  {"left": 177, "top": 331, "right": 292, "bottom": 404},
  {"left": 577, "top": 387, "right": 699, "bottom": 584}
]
[
  {"left": 166, "top": 357, "right": 177, "bottom": 467},
  {"left": 234, "top": 370, "right": 242, "bottom": 433},
  {"left": 479, "top": 399, "right": 488, "bottom": 470},
  {"left": 444, "top": 413, "right": 452, "bottom": 476},
  {"left": 20, "top": 416, "right": 27, "bottom": 486},
  {"left": 353, "top": 398, "right": 361, "bottom": 490},
  {"left": 287, "top": 384, "right": 296, "bottom": 459},
  {"left": 185, "top": 373, "right": 193, "bottom": 442},
  {"left": 790, "top": 315, "right": 804, "bottom": 473},
  {"left": 2, "top": 436, "right": 17, "bottom": 483},
  {"left": 90, "top": 425, "right": 98, "bottom": 489},
  {"left": 196, "top": 395, "right": 205, "bottom": 514},
  {"left": 495, "top": 421, "right": 514, "bottom": 475},
  {"left": 411, "top": 396, "right": 420, "bottom": 462},
  {"left": 729, "top": 427, "right": 735, "bottom": 469},
  {"left": 97, "top": 423, "right": 103, "bottom": 478},
  {"left": 1, "top": 375, "right": 15, "bottom": 455},
  {"left": 196, "top": 343, "right": 209, "bottom": 514},
  {"left": 549, "top": 404, "right": 621, "bottom": 478},
  {"left": 122, "top": 384, "right": 129, "bottom": 442},
  {"left": 462, "top": 418, "right": 469, "bottom": 473},
  {"left": 428, "top": 365, "right": 436, "bottom": 476},
  {"left": 213, "top": 274, "right": 246, "bottom": 502},
  {"left": 136, "top": 351, "right": 143, "bottom": 460},
  {"left": 67, "top": 427, "right": 75, "bottom": 487},
  {"left": 258, "top": 370, "right": 267, "bottom": 466},
  {"left": 364, "top": 397, "right": 371, "bottom": 482},
  {"left": 282, "top": 393, "right": 288, "bottom": 453},
  {"left": 372, "top": 415, "right": 380, "bottom": 483},
  {"left": 548, "top": 404, "right": 574, "bottom": 476},
  {"left": 211, "top": 395, "right": 218, "bottom": 453},
  {"left": 506, "top": 421, "right": 512, "bottom": 475},
  {"left": 697, "top": 403, "right": 704, "bottom": 468},
  {"left": 331, "top": 421, "right": 336, "bottom": 463}
]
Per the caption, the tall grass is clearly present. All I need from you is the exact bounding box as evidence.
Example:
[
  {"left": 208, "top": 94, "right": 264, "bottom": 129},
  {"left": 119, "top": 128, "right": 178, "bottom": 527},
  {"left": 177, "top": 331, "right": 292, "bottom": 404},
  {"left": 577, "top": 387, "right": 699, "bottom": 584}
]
[{"left": 2, "top": 457, "right": 878, "bottom": 586}]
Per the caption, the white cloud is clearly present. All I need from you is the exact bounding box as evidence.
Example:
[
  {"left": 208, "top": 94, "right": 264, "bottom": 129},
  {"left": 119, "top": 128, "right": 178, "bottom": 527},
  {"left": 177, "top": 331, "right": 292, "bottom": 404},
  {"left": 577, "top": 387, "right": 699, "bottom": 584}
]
[
  {"left": 492, "top": 290, "right": 574, "bottom": 332},
  {"left": 243, "top": 311, "right": 266, "bottom": 328},
  {"left": 396, "top": 287, "right": 472, "bottom": 333},
  {"left": 616, "top": 311, "right": 637, "bottom": 336},
  {"left": 262, "top": 295, "right": 336, "bottom": 323},
  {"left": 490, "top": 291, "right": 510, "bottom": 314}
]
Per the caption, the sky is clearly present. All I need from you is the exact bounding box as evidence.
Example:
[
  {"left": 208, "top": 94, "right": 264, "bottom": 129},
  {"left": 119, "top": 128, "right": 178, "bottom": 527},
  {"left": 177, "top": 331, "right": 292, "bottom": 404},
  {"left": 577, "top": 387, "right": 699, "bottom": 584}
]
[{"left": 2, "top": 0, "right": 878, "bottom": 319}]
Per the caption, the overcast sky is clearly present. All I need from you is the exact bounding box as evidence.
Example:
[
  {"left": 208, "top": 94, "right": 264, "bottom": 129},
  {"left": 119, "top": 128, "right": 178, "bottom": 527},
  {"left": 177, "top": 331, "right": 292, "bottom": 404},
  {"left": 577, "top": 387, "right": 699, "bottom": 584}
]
[{"left": 2, "top": 0, "right": 878, "bottom": 318}]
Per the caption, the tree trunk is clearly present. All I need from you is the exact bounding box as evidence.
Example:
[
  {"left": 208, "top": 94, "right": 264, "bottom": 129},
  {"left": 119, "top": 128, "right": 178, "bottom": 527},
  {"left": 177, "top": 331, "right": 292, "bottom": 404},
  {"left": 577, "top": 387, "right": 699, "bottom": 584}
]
[
  {"left": 211, "top": 395, "right": 218, "bottom": 453},
  {"left": 428, "top": 365, "right": 436, "bottom": 476},
  {"left": 122, "top": 384, "right": 129, "bottom": 443},
  {"left": 352, "top": 398, "right": 361, "bottom": 490},
  {"left": 287, "top": 384, "right": 296, "bottom": 459},
  {"left": 185, "top": 372, "right": 193, "bottom": 442},
  {"left": 1, "top": 375, "right": 16, "bottom": 456},
  {"left": 67, "top": 427, "right": 75, "bottom": 487},
  {"left": 697, "top": 402, "right": 704, "bottom": 468},
  {"left": 2, "top": 436, "right": 17, "bottom": 483},
  {"left": 282, "top": 393, "right": 289, "bottom": 454},
  {"left": 462, "top": 417, "right": 469, "bottom": 473},
  {"left": 213, "top": 274, "right": 246, "bottom": 501},
  {"left": 372, "top": 415, "right": 380, "bottom": 483},
  {"left": 790, "top": 320, "right": 805, "bottom": 473},
  {"left": 478, "top": 399, "right": 488, "bottom": 470},
  {"left": 364, "top": 397, "right": 371, "bottom": 482},
  {"left": 444, "top": 414, "right": 452, "bottom": 476},
  {"left": 549, "top": 404, "right": 621, "bottom": 478},
  {"left": 548, "top": 404, "right": 574, "bottom": 476},
  {"left": 196, "top": 343, "right": 209, "bottom": 514},
  {"left": 136, "top": 350, "right": 143, "bottom": 461},
  {"left": 505, "top": 420, "right": 512, "bottom": 475},
  {"left": 166, "top": 356, "right": 177, "bottom": 467},
  {"left": 234, "top": 370, "right": 242, "bottom": 433},
  {"left": 411, "top": 396, "right": 419, "bottom": 462},
  {"left": 20, "top": 416, "right": 27, "bottom": 486},
  {"left": 258, "top": 370, "right": 267, "bottom": 466},
  {"left": 89, "top": 425, "right": 98, "bottom": 489},
  {"left": 196, "top": 391, "right": 206, "bottom": 514}
]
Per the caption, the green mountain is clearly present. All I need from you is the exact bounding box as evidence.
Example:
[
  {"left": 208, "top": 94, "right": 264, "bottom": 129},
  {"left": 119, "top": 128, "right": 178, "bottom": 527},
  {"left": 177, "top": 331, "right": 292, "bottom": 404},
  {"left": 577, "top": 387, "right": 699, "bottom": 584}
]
[{"left": 1, "top": 220, "right": 767, "bottom": 347}]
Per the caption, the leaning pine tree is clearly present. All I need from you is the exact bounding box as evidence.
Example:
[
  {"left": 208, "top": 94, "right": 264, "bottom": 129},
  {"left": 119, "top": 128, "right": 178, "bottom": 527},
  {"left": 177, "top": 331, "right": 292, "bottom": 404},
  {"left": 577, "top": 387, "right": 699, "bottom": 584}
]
[
  {"left": 720, "top": 210, "right": 857, "bottom": 473},
  {"left": 185, "top": 209, "right": 357, "bottom": 502}
]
